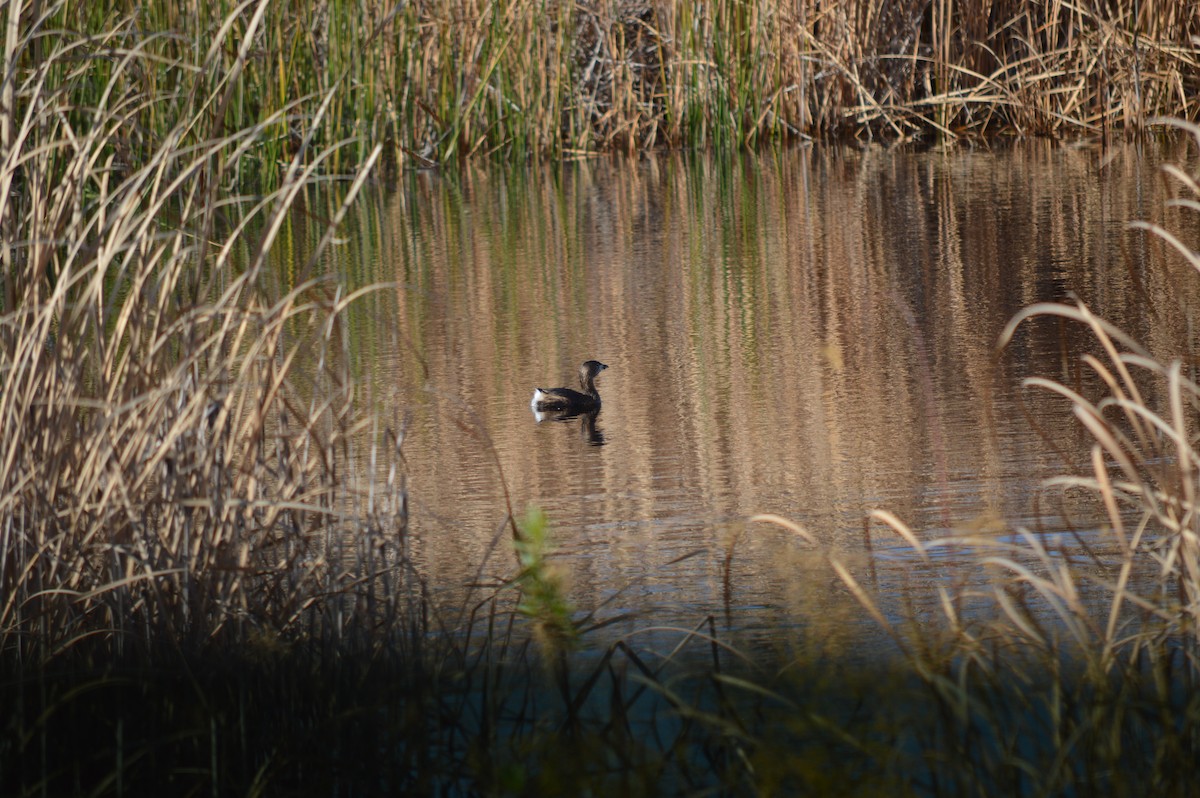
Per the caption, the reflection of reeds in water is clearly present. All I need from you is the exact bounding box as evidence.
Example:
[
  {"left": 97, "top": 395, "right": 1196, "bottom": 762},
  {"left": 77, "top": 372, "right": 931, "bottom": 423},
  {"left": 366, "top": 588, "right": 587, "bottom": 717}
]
[
  {"left": 757, "top": 124, "right": 1200, "bottom": 793},
  {"left": 355, "top": 140, "right": 1200, "bottom": 618}
]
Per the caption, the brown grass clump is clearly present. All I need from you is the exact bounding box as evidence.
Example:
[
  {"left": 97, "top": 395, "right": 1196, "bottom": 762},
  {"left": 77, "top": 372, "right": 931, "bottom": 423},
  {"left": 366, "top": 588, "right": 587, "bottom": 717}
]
[
  {"left": 0, "top": 0, "right": 404, "bottom": 666},
  {"left": 16, "top": 0, "right": 1198, "bottom": 178}
]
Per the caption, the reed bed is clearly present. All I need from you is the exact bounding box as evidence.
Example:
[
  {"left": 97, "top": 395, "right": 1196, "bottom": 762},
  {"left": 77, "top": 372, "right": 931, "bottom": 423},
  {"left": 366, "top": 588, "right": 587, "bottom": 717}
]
[
  {"left": 21, "top": 0, "right": 1199, "bottom": 181},
  {"left": 0, "top": 0, "right": 403, "bottom": 662},
  {"left": 0, "top": 3, "right": 422, "bottom": 787}
]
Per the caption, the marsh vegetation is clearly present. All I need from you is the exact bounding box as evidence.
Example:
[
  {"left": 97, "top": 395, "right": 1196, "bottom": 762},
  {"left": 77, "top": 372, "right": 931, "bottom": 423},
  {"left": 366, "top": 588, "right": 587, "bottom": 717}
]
[
  {"left": 26, "top": 0, "right": 1200, "bottom": 178},
  {"left": 4, "top": 1, "right": 1200, "bottom": 795}
]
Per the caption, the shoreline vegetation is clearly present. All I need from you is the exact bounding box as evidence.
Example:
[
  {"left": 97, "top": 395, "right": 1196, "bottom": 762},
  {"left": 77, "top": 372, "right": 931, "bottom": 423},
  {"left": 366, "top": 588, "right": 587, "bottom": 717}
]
[
  {"left": 3, "top": 0, "right": 1200, "bottom": 794},
  {"left": 13, "top": 0, "right": 1200, "bottom": 181}
]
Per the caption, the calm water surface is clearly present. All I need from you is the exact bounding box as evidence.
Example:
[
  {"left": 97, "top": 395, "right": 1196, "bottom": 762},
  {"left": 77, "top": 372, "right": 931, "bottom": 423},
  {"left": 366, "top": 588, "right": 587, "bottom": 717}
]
[{"left": 313, "top": 141, "right": 1200, "bottom": 649}]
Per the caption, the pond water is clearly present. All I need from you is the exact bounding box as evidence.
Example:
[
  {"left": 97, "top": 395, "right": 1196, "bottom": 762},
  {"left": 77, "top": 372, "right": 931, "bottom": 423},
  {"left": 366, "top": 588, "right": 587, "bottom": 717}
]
[{"left": 309, "top": 140, "right": 1200, "bottom": 651}]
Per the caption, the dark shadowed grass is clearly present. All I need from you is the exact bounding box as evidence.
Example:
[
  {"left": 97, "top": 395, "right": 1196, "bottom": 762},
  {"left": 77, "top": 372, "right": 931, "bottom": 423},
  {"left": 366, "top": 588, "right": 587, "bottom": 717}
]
[{"left": 5, "top": 4, "right": 1200, "bottom": 796}]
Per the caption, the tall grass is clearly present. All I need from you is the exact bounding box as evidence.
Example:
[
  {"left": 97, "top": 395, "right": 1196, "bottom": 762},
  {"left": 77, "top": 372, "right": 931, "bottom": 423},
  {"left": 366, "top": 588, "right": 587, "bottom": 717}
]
[
  {"left": 0, "top": 0, "right": 403, "bottom": 662},
  {"left": 21, "top": 0, "right": 1198, "bottom": 182}
]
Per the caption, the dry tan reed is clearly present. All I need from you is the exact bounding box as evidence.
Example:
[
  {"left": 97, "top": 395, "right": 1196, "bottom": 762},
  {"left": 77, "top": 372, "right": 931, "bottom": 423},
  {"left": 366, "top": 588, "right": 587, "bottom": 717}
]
[
  {"left": 20, "top": 0, "right": 1198, "bottom": 179},
  {"left": 0, "top": 0, "right": 409, "bottom": 666}
]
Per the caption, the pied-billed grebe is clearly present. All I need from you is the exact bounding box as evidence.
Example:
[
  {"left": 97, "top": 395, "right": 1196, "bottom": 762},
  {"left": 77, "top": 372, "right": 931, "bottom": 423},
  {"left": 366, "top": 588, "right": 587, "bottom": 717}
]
[{"left": 531, "top": 360, "right": 608, "bottom": 412}]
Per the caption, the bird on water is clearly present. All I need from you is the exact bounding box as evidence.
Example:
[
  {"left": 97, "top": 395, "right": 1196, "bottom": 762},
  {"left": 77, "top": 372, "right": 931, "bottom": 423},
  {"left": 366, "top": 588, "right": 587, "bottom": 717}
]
[{"left": 531, "top": 360, "right": 608, "bottom": 412}]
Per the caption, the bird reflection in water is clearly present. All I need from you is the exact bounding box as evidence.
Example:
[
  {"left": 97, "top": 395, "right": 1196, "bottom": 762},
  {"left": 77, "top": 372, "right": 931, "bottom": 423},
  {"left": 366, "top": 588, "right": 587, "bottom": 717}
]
[{"left": 531, "top": 407, "right": 606, "bottom": 446}]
